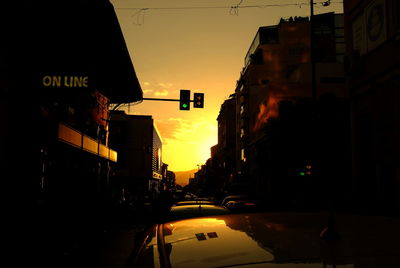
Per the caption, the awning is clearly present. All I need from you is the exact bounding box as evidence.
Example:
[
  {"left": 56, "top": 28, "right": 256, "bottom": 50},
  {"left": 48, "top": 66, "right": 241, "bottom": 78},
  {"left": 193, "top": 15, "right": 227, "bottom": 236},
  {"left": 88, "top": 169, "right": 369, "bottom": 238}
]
[{"left": 8, "top": 0, "right": 142, "bottom": 103}]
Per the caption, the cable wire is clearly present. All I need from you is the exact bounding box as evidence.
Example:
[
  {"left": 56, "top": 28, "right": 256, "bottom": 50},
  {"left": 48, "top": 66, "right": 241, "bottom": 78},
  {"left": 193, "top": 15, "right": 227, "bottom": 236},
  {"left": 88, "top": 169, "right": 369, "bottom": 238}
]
[{"left": 115, "top": 1, "right": 342, "bottom": 11}]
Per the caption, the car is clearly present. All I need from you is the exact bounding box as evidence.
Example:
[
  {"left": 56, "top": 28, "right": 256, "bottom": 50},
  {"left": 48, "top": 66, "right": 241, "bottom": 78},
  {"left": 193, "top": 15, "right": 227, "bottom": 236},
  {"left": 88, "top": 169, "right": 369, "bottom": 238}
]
[
  {"left": 220, "top": 194, "right": 249, "bottom": 206},
  {"left": 132, "top": 212, "right": 357, "bottom": 268},
  {"left": 195, "top": 196, "right": 215, "bottom": 201},
  {"left": 184, "top": 192, "right": 197, "bottom": 200},
  {"left": 224, "top": 200, "right": 257, "bottom": 213},
  {"left": 166, "top": 204, "right": 230, "bottom": 222},
  {"left": 173, "top": 200, "right": 215, "bottom": 206}
]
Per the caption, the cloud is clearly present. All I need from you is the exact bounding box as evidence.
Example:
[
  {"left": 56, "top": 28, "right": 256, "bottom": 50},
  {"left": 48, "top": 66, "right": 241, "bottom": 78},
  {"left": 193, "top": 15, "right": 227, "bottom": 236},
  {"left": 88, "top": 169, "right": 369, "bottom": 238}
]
[
  {"left": 154, "top": 89, "right": 169, "bottom": 96},
  {"left": 141, "top": 81, "right": 174, "bottom": 96},
  {"left": 155, "top": 118, "right": 182, "bottom": 140},
  {"left": 156, "top": 117, "right": 217, "bottom": 142},
  {"left": 158, "top": 82, "right": 173, "bottom": 89}
]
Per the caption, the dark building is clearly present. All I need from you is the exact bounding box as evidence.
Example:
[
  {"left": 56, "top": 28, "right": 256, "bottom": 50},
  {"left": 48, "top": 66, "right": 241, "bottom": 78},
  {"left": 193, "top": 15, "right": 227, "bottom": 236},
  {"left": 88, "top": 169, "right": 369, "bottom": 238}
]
[
  {"left": 344, "top": 0, "right": 400, "bottom": 214},
  {"left": 231, "top": 13, "right": 351, "bottom": 210},
  {"left": 108, "top": 111, "right": 163, "bottom": 198},
  {"left": 214, "top": 95, "right": 238, "bottom": 195},
  {"left": 1, "top": 0, "right": 143, "bottom": 261}
]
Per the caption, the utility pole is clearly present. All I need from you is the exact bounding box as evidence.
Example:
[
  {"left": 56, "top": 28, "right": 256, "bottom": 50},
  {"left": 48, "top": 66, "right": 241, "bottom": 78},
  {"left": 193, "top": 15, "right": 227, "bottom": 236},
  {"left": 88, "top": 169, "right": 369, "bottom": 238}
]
[
  {"left": 310, "top": 0, "right": 339, "bottom": 241},
  {"left": 310, "top": 0, "right": 317, "bottom": 101}
]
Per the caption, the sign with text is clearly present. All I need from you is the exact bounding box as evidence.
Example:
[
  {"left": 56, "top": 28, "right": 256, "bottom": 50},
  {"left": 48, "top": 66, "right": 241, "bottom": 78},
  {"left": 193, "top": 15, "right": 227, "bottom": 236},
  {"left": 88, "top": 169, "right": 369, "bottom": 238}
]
[
  {"left": 352, "top": 0, "right": 387, "bottom": 55},
  {"left": 42, "top": 75, "right": 89, "bottom": 88},
  {"left": 365, "top": 0, "right": 386, "bottom": 51}
]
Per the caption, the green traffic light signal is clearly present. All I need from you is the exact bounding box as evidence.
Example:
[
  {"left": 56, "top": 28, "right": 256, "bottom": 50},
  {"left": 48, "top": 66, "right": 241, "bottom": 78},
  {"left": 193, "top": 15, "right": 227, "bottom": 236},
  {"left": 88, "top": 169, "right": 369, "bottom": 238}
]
[{"left": 179, "top": 89, "right": 190, "bottom": 110}]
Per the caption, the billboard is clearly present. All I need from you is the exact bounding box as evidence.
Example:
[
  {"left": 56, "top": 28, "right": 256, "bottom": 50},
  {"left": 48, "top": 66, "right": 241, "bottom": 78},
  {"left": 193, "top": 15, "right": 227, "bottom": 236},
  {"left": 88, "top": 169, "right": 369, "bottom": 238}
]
[{"left": 365, "top": 0, "right": 387, "bottom": 51}]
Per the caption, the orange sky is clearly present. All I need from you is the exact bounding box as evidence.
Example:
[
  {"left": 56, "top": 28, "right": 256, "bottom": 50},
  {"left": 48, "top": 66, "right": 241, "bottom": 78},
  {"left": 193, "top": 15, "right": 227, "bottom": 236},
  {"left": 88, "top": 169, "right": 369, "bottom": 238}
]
[{"left": 110, "top": 0, "right": 343, "bottom": 172}]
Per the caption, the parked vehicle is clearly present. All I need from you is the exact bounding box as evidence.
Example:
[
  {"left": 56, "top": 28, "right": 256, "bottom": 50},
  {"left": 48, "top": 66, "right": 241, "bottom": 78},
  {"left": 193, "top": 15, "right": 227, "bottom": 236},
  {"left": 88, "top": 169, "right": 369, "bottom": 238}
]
[
  {"left": 220, "top": 194, "right": 249, "bottom": 206},
  {"left": 173, "top": 200, "right": 215, "bottom": 206},
  {"left": 224, "top": 200, "right": 257, "bottom": 213},
  {"left": 184, "top": 192, "right": 197, "bottom": 200}
]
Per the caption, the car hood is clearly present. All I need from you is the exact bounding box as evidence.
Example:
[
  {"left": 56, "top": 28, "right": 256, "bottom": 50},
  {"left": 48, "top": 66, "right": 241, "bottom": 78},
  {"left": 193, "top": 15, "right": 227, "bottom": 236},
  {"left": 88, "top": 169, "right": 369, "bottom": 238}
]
[
  {"left": 160, "top": 213, "right": 352, "bottom": 268},
  {"left": 163, "top": 217, "right": 273, "bottom": 267},
  {"left": 136, "top": 212, "right": 400, "bottom": 268}
]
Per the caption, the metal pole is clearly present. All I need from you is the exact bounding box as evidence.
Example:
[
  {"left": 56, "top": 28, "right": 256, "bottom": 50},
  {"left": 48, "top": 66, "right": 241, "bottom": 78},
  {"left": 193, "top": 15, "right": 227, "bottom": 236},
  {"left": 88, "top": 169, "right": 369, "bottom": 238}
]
[
  {"left": 310, "top": 0, "right": 317, "bottom": 101},
  {"left": 142, "top": 97, "right": 180, "bottom": 102},
  {"left": 312, "top": 1, "right": 339, "bottom": 240},
  {"left": 142, "top": 97, "right": 195, "bottom": 102}
]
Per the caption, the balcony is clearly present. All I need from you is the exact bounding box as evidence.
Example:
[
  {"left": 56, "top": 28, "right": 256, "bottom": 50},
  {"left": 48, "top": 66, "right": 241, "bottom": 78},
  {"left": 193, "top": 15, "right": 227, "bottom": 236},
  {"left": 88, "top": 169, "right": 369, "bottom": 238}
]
[
  {"left": 244, "top": 26, "right": 279, "bottom": 68},
  {"left": 58, "top": 122, "right": 117, "bottom": 162}
]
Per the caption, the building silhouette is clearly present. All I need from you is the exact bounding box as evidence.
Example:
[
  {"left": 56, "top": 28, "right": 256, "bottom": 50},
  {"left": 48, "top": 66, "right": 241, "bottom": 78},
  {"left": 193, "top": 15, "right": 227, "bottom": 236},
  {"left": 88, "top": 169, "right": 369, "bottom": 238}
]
[
  {"left": 214, "top": 13, "right": 352, "bottom": 210},
  {"left": 2, "top": 0, "right": 143, "bottom": 261},
  {"left": 108, "top": 111, "right": 164, "bottom": 198},
  {"left": 212, "top": 95, "right": 238, "bottom": 195}
]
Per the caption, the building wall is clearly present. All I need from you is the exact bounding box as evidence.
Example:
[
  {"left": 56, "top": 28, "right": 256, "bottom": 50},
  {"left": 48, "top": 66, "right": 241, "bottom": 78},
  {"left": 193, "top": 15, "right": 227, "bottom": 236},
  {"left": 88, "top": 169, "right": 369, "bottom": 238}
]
[
  {"left": 109, "top": 111, "right": 163, "bottom": 194},
  {"left": 218, "top": 97, "right": 236, "bottom": 153},
  {"left": 152, "top": 125, "right": 163, "bottom": 176},
  {"left": 231, "top": 13, "right": 352, "bottom": 209},
  {"left": 2, "top": 2, "right": 143, "bottom": 258},
  {"left": 235, "top": 19, "right": 312, "bottom": 175},
  {"left": 109, "top": 112, "right": 153, "bottom": 179},
  {"left": 204, "top": 96, "right": 238, "bottom": 196},
  {"left": 344, "top": 0, "right": 400, "bottom": 213}
]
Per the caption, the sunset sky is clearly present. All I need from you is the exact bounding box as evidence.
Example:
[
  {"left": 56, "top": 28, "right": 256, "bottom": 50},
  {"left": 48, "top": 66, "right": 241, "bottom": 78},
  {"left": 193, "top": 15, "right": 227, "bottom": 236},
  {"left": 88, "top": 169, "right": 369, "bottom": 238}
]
[{"left": 110, "top": 0, "right": 343, "bottom": 172}]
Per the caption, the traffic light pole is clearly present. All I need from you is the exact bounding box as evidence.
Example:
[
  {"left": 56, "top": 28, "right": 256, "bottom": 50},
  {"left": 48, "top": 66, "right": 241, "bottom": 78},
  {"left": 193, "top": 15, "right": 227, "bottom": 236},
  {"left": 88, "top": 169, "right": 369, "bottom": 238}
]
[
  {"left": 142, "top": 97, "right": 182, "bottom": 102},
  {"left": 143, "top": 90, "right": 204, "bottom": 111},
  {"left": 142, "top": 98, "right": 198, "bottom": 103}
]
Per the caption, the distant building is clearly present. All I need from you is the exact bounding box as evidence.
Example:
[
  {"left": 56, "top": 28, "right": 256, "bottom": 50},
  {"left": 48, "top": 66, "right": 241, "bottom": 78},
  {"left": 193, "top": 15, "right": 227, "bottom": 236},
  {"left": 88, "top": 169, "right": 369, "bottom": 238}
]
[
  {"left": 214, "top": 95, "right": 237, "bottom": 194},
  {"left": 108, "top": 111, "right": 163, "bottom": 194},
  {"left": 161, "top": 163, "right": 176, "bottom": 192},
  {"left": 344, "top": 0, "right": 400, "bottom": 213}
]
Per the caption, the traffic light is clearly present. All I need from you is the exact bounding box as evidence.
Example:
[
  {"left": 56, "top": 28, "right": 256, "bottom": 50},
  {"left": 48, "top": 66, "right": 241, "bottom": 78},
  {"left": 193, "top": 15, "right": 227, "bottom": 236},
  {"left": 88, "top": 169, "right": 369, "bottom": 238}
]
[
  {"left": 179, "top": 89, "right": 190, "bottom": 110},
  {"left": 193, "top": 93, "right": 204, "bottom": 108},
  {"left": 299, "top": 164, "right": 312, "bottom": 176}
]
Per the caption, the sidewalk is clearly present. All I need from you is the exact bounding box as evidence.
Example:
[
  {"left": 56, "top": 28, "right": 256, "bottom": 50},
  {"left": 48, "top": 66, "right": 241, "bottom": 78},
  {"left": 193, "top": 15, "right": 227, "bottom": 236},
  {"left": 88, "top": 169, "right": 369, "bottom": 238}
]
[
  {"left": 100, "top": 224, "right": 146, "bottom": 268},
  {"left": 331, "top": 213, "right": 400, "bottom": 267}
]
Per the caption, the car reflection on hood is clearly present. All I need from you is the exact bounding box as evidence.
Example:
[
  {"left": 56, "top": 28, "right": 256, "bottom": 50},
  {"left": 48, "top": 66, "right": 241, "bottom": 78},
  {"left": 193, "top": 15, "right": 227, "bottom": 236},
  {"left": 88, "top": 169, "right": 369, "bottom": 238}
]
[{"left": 167, "top": 204, "right": 230, "bottom": 222}]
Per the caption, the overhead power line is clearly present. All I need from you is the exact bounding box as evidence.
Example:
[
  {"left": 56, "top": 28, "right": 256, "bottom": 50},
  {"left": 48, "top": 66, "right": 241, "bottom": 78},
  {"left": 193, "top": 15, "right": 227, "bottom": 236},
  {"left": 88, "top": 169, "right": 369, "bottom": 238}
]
[
  {"left": 115, "top": 1, "right": 342, "bottom": 11},
  {"left": 116, "top": 1, "right": 341, "bottom": 25}
]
